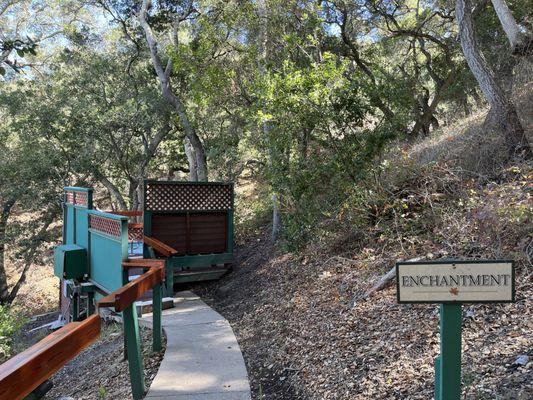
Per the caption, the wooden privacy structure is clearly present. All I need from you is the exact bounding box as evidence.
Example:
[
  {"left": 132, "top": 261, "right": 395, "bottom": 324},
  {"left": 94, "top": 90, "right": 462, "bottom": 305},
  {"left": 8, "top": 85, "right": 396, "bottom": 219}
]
[
  {"left": 0, "top": 181, "right": 235, "bottom": 399},
  {"left": 143, "top": 180, "right": 234, "bottom": 294},
  {"left": 63, "top": 187, "right": 93, "bottom": 248},
  {"left": 87, "top": 210, "right": 129, "bottom": 294},
  {"left": 59, "top": 188, "right": 130, "bottom": 320},
  {"left": 0, "top": 186, "right": 165, "bottom": 400},
  {"left": 66, "top": 189, "right": 163, "bottom": 399},
  {"left": 0, "top": 260, "right": 163, "bottom": 400}
]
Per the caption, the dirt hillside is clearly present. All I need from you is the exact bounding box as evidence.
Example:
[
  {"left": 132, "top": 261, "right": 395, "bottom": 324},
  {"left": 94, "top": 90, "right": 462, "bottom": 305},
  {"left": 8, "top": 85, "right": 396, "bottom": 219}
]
[{"left": 195, "top": 88, "right": 533, "bottom": 399}]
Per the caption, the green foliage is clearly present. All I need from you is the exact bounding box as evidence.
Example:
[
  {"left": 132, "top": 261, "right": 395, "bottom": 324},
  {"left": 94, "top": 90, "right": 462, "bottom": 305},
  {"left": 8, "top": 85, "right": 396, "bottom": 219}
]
[
  {"left": 0, "top": 90, "right": 66, "bottom": 271},
  {"left": 0, "top": 0, "right": 529, "bottom": 259},
  {"left": 0, "top": 38, "right": 37, "bottom": 75},
  {"left": 97, "top": 386, "right": 107, "bottom": 399},
  {"left": 245, "top": 53, "right": 404, "bottom": 248},
  {"left": 100, "top": 321, "right": 122, "bottom": 339},
  {"left": 0, "top": 305, "right": 25, "bottom": 363}
]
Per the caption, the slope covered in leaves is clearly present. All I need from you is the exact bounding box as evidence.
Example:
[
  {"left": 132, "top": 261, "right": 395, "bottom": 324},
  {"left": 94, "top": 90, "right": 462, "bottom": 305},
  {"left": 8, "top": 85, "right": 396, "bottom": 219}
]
[
  {"left": 200, "top": 168, "right": 532, "bottom": 399},
  {"left": 197, "top": 101, "right": 533, "bottom": 399}
]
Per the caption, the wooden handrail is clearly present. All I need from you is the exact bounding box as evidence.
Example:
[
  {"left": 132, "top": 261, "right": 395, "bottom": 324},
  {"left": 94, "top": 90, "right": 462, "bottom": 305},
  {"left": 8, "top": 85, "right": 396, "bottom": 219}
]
[
  {"left": 0, "top": 314, "right": 101, "bottom": 400},
  {"left": 98, "top": 264, "right": 165, "bottom": 312},
  {"left": 143, "top": 235, "right": 178, "bottom": 257},
  {"left": 128, "top": 222, "right": 144, "bottom": 229},
  {"left": 122, "top": 259, "right": 165, "bottom": 270}
]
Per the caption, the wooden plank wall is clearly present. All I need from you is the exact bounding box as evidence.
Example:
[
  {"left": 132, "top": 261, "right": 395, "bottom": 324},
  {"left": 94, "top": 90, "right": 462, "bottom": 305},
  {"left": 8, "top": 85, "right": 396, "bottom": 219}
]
[{"left": 151, "top": 212, "right": 227, "bottom": 255}]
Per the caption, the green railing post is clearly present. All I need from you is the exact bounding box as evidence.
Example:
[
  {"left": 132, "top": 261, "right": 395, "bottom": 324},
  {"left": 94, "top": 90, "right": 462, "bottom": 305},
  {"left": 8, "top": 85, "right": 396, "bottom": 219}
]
[
  {"left": 152, "top": 282, "right": 163, "bottom": 352},
  {"left": 437, "top": 304, "right": 462, "bottom": 400},
  {"left": 123, "top": 304, "right": 145, "bottom": 400},
  {"left": 165, "top": 259, "right": 174, "bottom": 297}
]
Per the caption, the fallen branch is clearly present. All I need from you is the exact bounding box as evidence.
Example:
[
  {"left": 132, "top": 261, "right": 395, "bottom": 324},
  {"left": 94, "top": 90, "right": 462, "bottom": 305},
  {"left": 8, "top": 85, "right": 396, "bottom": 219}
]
[{"left": 361, "top": 257, "right": 423, "bottom": 300}]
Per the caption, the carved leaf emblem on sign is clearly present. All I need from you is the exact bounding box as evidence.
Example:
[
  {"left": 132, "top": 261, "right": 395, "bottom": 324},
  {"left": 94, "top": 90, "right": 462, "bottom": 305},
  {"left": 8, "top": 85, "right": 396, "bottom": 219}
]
[{"left": 449, "top": 287, "right": 459, "bottom": 296}]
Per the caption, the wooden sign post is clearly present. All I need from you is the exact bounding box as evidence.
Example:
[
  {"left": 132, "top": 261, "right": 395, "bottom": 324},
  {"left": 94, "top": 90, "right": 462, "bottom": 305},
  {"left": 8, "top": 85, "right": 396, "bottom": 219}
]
[{"left": 396, "top": 260, "right": 515, "bottom": 400}]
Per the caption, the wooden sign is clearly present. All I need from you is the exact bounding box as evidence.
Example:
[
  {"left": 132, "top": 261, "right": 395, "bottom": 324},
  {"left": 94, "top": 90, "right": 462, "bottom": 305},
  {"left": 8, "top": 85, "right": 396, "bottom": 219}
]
[
  {"left": 396, "top": 259, "right": 516, "bottom": 400},
  {"left": 396, "top": 260, "right": 515, "bottom": 303}
]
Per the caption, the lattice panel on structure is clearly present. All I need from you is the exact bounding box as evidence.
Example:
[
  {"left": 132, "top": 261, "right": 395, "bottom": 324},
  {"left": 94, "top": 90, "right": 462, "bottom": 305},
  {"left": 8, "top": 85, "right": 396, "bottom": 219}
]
[
  {"left": 65, "top": 191, "right": 88, "bottom": 207},
  {"left": 65, "top": 191, "right": 74, "bottom": 204},
  {"left": 128, "top": 223, "right": 144, "bottom": 242},
  {"left": 89, "top": 214, "right": 122, "bottom": 238},
  {"left": 74, "top": 191, "right": 88, "bottom": 206},
  {"left": 145, "top": 182, "right": 233, "bottom": 211}
]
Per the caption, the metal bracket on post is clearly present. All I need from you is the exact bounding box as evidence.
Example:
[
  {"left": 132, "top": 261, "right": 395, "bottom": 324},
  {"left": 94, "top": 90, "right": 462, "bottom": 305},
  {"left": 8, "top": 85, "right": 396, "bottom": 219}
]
[
  {"left": 123, "top": 304, "right": 146, "bottom": 400},
  {"left": 436, "top": 304, "right": 462, "bottom": 400},
  {"left": 71, "top": 293, "right": 79, "bottom": 322},
  {"left": 80, "top": 283, "right": 96, "bottom": 316},
  {"left": 87, "top": 291, "right": 95, "bottom": 316},
  {"left": 67, "top": 281, "right": 81, "bottom": 322}
]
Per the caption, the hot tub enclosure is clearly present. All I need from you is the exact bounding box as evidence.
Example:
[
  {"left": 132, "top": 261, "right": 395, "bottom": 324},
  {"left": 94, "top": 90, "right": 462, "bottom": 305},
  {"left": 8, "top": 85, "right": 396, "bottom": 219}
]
[{"left": 142, "top": 180, "right": 234, "bottom": 294}]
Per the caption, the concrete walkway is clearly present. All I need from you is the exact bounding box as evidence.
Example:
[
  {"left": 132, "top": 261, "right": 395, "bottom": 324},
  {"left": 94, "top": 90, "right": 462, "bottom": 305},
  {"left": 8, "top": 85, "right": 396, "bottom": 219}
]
[{"left": 141, "top": 291, "right": 251, "bottom": 400}]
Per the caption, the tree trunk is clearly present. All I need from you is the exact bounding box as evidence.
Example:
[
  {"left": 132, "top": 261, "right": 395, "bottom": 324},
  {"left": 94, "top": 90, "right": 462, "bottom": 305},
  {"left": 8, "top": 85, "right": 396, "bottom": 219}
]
[
  {"left": 257, "top": 0, "right": 281, "bottom": 242},
  {"left": 138, "top": 0, "right": 208, "bottom": 182},
  {"left": 128, "top": 182, "right": 136, "bottom": 210},
  {"left": 456, "top": 0, "right": 531, "bottom": 157},
  {"left": 184, "top": 137, "right": 198, "bottom": 181},
  {"left": 459, "top": 91, "right": 470, "bottom": 116},
  {"left": 409, "top": 38, "right": 455, "bottom": 138},
  {"left": 0, "top": 201, "right": 14, "bottom": 303},
  {"left": 132, "top": 181, "right": 142, "bottom": 213},
  {"left": 359, "top": 257, "right": 423, "bottom": 301},
  {"left": 6, "top": 213, "right": 55, "bottom": 304},
  {"left": 263, "top": 119, "right": 281, "bottom": 242},
  {"left": 97, "top": 173, "right": 128, "bottom": 210},
  {"left": 159, "top": 82, "right": 208, "bottom": 181},
  {"left": 490, "top": 0, "right": 533, "bottom": 55},
  {"left": 410, "top": 71, "right": 454, "bottom": 137},
  {"left": 271, "top": 192, "right": 280, "bottom": 242},
  {"left": 129, "top": 179, "right": 143, "bottom": 214}
]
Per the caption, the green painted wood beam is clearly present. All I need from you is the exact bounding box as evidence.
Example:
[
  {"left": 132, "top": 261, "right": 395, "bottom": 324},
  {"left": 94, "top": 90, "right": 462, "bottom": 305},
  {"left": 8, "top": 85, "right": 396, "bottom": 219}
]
[
  {"left": 167, "top": 253, "right": 233, "bottom": 268},
  {"left": 152, "top": 283, "right": 162, "bottom": 352},
  {"left": 438, "top": 304, "right": 462, "bottom": 400},
  {"left": 123, "top": 305, "right": 145, "bottom": 400},
  {"left": 165, "top": 259, "right": 174, "bottom": 297},
  {"left": 173, "top": 270, "right": 228, "bottom": 284}
]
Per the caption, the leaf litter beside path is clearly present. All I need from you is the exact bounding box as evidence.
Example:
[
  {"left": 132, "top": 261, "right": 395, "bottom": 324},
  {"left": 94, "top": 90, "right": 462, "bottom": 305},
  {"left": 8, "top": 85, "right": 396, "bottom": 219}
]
[
  {"left": 44, "top": 321, "right": 166, "bottom": 400},
  {"left": 195, "top": 233, "right": 532, "bottom": 400}
]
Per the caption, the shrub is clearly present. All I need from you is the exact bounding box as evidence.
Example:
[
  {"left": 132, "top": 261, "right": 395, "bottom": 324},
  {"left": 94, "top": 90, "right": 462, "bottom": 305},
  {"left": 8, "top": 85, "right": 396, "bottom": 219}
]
[{"left": 0, "top": 305, "right": 25, "bottom": 363}]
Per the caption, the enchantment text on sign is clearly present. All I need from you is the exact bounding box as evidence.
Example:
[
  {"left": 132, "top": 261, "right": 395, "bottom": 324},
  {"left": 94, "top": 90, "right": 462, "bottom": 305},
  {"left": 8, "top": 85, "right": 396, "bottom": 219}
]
[{"left": 396, "top": 260, "right": 514, "bottom": 303}]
